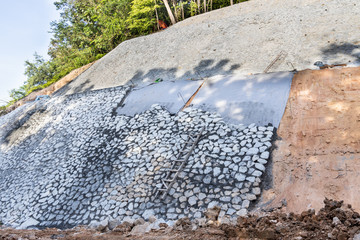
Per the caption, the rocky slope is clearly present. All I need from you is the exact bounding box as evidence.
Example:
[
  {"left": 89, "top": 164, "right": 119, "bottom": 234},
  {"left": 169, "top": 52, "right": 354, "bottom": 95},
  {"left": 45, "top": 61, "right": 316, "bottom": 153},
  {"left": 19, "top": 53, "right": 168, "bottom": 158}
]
[
  {"left": 0, "top": 85, "right": 275, "bottom": 229},
  {"left": 1, "top": 0, "right": 360, "bottom": 237}
]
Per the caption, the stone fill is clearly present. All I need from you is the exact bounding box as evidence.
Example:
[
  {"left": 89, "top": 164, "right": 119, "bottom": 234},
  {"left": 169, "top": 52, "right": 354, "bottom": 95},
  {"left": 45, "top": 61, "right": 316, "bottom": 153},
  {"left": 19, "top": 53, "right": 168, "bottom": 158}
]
[{"left": 0, "top": 86, "right": 274, "bottom": 229}]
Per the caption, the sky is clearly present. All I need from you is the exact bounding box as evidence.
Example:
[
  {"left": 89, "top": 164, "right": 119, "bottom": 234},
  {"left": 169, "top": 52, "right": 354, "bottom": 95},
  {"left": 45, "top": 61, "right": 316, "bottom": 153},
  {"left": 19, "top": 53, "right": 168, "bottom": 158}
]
[{"left": 0, "top": 0, "right": 59, "bottom": 104}]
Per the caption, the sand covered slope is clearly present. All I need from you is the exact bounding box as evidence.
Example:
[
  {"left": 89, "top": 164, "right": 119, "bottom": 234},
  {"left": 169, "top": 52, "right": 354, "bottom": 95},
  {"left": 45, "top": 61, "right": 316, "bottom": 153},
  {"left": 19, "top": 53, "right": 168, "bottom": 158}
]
[{"left": 59, "top": 0, "right": 360, "bottom": 95}]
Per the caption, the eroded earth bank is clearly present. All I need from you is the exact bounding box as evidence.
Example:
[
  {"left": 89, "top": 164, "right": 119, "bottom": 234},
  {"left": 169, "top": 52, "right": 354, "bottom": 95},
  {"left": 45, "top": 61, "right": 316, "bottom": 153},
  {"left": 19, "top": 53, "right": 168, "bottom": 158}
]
[{"left": 264, "top": 67, "right": 360, "bottom": 213}]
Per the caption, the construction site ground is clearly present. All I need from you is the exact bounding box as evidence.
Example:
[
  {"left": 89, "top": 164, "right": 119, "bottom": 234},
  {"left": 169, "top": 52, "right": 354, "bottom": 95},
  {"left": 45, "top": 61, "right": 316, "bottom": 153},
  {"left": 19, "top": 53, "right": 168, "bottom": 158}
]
[
  {"left": 1, "top": 0, "right": 360, "bottom": 236},
  {"left": 1, "top": 199, "right": 360, "bottom": 239},
  {"left": 0, "top": 66, "right": 359, "bottom": 239}
]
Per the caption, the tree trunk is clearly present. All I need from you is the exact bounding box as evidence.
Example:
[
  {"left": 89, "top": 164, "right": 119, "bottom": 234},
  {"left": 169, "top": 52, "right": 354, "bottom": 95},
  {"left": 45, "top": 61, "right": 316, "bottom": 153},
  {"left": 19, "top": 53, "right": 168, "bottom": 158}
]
[
  {"left": 181, "top": 0, "right": 185, "bottom": 20},
  {"left": 172, "top": 0, "right": 179, "bottom": 22},
  {"left": 197, "top": 0, "right": 201, "bottom": 13},
  {"left": 163, "top": 0, "right": 177, "bottom": 25},
  {"left": 204, "top": 0, "right": 207, "bottom": 12},
  {"left": 230, "top": 0, "right": 233, "bottom": 5},
  {"left": 154, "top": 0, "right": 160, "bottom": 30}
]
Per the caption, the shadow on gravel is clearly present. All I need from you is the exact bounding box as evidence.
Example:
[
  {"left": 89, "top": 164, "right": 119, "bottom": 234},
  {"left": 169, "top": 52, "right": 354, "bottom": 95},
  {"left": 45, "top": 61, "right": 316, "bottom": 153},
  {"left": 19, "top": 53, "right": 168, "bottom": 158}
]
[
  {"left": 53, "top": 79, "right": 95, "bottom": 97},
  {"left": 321, "top": 42, "right": 360, "bottom": 63},
  {"left": 54, "top": 58, "right": 241, "bottom": 97},
  {"left": 1, "top": 103, "right": 47, "bottom": 147}
]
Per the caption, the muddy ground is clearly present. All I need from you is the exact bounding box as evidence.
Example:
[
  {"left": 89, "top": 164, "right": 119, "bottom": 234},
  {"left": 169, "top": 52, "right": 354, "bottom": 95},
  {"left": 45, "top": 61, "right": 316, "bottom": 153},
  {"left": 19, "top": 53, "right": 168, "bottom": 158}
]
[{"left": 1, "top": 199, "right": 360, "bottom": 240}]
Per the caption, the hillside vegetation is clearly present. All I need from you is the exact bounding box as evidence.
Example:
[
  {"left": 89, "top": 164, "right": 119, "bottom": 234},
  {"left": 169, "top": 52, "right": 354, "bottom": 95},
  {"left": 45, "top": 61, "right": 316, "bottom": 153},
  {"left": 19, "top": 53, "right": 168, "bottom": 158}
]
[{"left": 5, "top": 0, "right": 246, "bottom": 106}]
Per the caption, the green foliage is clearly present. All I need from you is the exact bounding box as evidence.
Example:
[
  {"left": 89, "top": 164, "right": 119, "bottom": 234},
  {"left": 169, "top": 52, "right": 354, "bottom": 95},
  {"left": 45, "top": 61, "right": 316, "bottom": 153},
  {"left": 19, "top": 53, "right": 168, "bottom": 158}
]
[
  {"left": 0, "top": 105, "right": 8, "bottom": 116},
  {"left": 212, "top": 0, "right": 248, "bottom": 9},
  {"left": 127, "top": 0, "right": 158, "bottom": 35},
  {"left": 94, "top": 0, "right": 131, "bottom": 50},
  {"left": 5, "top": 0, "right": 248, "bottom": 107},
  {"left": 189, "top": 1, "right": 199, "bottom": 16},
  {"left": 24, "top": 53, "right": 55, "bottom": 91},
  {"left": 9, "top": 85, "right": 27, "bottom": 102}
]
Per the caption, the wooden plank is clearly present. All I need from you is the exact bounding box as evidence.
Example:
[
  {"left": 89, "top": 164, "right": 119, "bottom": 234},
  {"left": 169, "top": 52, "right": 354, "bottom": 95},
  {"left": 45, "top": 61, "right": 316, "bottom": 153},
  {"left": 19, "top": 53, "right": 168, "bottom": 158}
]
[{"left": 158, "top": 126, "right": 205, "bottom": 199}]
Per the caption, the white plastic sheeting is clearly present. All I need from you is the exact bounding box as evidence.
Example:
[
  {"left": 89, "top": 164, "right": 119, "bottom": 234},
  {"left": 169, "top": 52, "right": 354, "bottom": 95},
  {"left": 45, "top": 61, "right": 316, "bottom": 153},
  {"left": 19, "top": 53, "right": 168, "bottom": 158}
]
[
  {"left": 191, "top": 72, "right": 294, "bottom": 127},
  {"left": 116, "top": 80, "right": 202, "bottom": 115}
]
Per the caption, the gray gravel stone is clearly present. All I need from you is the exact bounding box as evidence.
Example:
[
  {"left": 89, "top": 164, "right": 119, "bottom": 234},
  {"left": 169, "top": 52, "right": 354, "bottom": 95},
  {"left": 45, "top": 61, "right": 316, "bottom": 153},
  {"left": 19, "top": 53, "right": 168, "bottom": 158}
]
[
  {"left": 246, "top": 148, "right": 259, "bottom": 155},
  {"left": 255, "top": 163, "right": 265, "bottom": 172},
  {"left": 213, "top": 167, "right": 221, "bottom": 177},
  {"left": 260, "top": 151, "right": 270, "bottom": 159},
  {"left": 237, "top": 209, "right": 247, "bottom": 217},
  {"left": 203, "top": 175, "right": 212, "bottom": 184},
  {"left": 188, "top": 196, "right": 198, "bottom": 206},
  {"left": 235, "top": 173, "right": 246, "bottom": 181}
]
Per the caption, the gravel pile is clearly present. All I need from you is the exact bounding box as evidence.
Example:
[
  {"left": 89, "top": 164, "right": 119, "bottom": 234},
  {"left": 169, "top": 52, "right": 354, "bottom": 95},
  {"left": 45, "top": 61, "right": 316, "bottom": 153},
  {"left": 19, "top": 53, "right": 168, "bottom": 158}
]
[{"left": 0, "top": 86, "right": 275, "bottom": 229}]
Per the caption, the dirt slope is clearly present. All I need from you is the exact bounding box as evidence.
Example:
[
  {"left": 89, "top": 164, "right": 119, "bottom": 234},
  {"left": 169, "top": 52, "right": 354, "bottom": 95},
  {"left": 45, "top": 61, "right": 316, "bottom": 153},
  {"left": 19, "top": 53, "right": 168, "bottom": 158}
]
[
  {"left": 61, "top": 0, "right": 360, "bottom": 95},
  {"left": 266, "top": 66, "right": 360, "bottom": 213}
]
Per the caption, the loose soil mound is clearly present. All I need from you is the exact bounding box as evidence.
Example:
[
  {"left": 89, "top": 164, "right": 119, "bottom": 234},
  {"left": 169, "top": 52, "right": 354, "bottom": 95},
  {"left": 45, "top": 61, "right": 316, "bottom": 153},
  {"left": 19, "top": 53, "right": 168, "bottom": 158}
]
[{"left": 1, "top": 199, "right": 359, "bottom": 239}]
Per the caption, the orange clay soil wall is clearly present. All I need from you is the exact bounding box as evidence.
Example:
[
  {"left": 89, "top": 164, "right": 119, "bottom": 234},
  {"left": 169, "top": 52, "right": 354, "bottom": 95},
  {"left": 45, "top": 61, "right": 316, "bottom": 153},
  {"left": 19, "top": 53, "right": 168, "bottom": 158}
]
[{"left": 263, "top": 67, "right": 360, "bottom": 213}]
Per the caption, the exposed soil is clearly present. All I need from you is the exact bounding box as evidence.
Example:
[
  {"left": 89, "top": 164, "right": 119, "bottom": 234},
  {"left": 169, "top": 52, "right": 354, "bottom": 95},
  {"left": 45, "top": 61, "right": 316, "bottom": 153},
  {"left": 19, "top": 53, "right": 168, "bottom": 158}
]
[
  {"left": 263, "top": 67, "right": 360, "bottom": 213},
  {"left": 1, "top": 199, "right": 360, "bottom": 239}
]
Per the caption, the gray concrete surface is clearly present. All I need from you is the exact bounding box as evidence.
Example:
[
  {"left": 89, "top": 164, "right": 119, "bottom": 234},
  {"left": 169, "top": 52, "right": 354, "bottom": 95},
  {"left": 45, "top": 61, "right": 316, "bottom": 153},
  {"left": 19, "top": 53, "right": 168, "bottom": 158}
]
[{"left": 59, "top": 0, "right": 360, "bottom": 95}]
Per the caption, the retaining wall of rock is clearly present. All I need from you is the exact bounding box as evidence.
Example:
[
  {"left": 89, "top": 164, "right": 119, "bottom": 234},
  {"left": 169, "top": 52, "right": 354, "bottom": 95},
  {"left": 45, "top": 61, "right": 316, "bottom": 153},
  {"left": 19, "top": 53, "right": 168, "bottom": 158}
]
[{"left": 0, "top": 86, "right": 275, "bottom": 229}]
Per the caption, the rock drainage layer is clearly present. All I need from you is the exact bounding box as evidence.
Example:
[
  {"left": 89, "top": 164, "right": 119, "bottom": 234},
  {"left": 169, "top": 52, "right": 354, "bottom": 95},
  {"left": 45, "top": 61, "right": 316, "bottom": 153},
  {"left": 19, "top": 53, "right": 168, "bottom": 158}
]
[{"left": 0, "top": 86, "right": 274, "bottom": 229}]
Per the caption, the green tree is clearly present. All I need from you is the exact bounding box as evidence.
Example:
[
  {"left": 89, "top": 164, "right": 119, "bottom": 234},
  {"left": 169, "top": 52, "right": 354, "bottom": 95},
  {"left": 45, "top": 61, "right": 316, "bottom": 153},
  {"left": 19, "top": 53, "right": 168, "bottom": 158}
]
[
  {"left": 93, "top": 0, "right": 131, "bottom": 51},
  {"left": 9, "top": 86, "right": 27, "bottom": 102},
  {"left": 24, "top": 53, "right": 55, "bottom": 90},
  {"left": 127, "top": 0, "right": 158, "bottom": 35},
  {"left": 49, "top": 0, "right": 131, "bottom": 79}
]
